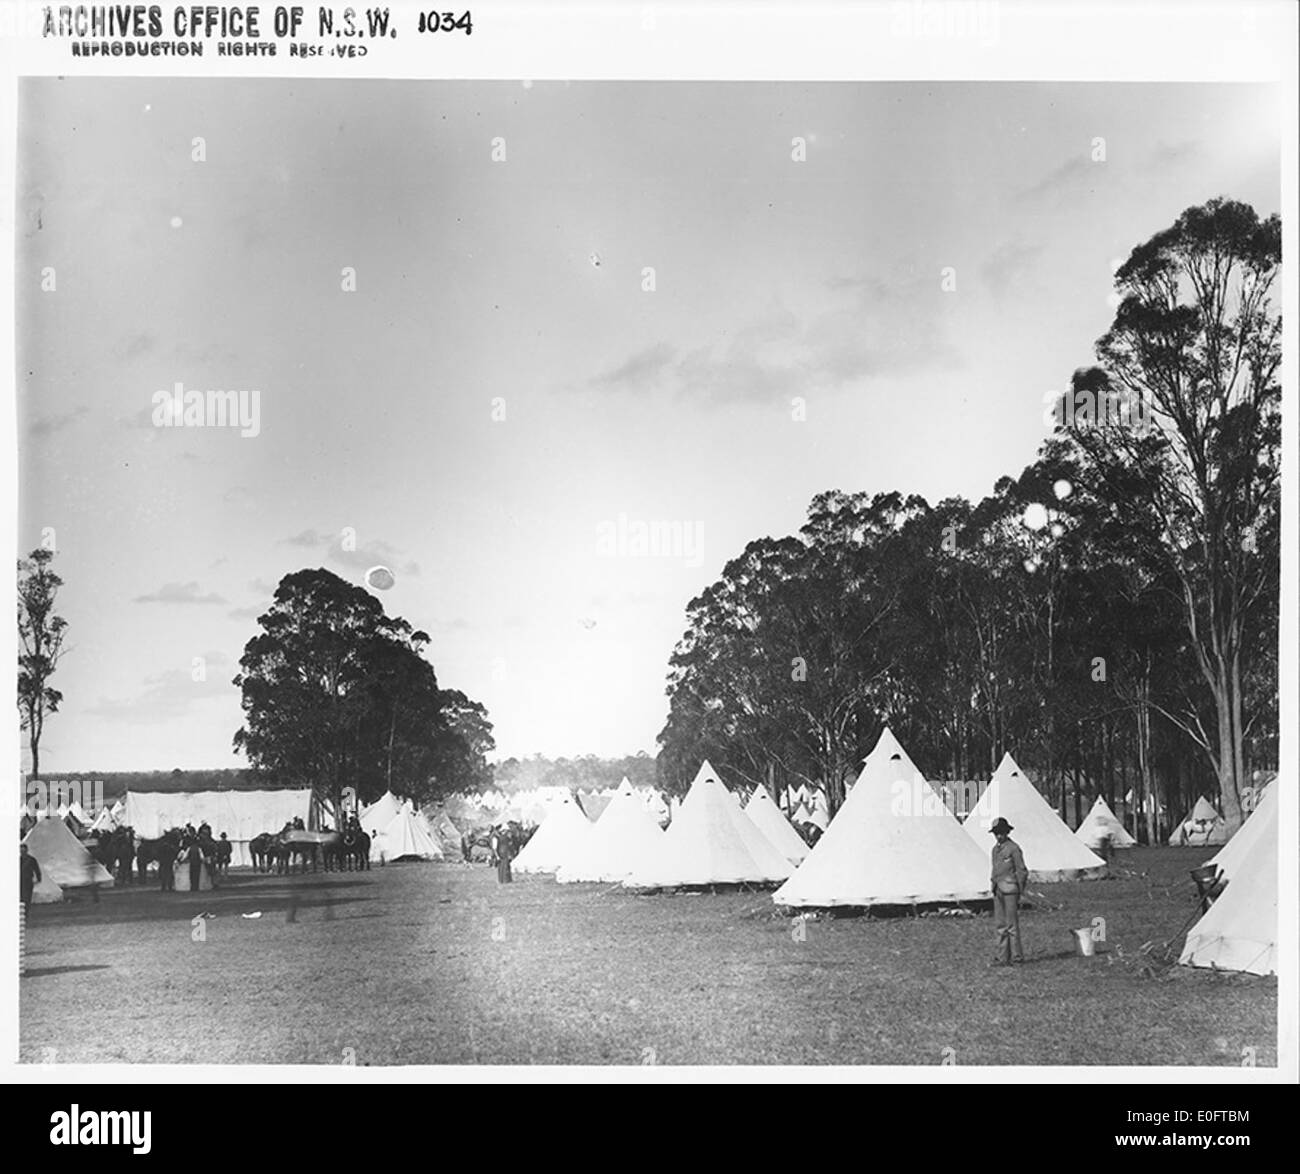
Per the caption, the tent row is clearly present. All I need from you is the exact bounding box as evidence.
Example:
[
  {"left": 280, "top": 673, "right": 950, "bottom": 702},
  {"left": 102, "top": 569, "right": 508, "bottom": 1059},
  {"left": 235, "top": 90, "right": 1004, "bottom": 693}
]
[{"left": 508, "top": 731, "right": 1110, "bottom": 902}]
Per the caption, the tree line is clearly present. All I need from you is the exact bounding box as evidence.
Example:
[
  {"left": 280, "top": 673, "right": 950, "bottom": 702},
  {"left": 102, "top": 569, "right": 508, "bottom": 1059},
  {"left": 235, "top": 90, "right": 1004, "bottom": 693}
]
[{"left": 656, "top": 198, "right": 1280, "bottom": 839}]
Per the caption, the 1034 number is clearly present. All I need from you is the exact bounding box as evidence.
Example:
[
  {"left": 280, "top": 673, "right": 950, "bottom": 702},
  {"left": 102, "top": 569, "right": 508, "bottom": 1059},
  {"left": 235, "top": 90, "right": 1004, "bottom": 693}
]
[{"left": 418, "top": 11, "right": 472, "bottom": 34}]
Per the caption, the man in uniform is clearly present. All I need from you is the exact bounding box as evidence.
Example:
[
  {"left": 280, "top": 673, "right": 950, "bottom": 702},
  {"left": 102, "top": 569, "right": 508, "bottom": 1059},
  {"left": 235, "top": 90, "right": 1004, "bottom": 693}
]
[
  {"left": 19, "top": 844, "right": 42, "bottom": 912},
  {"left": 989, "top": 816, "right": 1028, "bottom": 965}
]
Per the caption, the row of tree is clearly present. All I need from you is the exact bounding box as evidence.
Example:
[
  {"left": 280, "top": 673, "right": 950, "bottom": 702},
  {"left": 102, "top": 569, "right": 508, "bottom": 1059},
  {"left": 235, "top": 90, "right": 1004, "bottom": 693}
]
[
  {"left": 656, "top": 199, "right": 1280, "bottom": 838},
  {"left": 17, "top": 557, "right": 496, "bottom": 820}
]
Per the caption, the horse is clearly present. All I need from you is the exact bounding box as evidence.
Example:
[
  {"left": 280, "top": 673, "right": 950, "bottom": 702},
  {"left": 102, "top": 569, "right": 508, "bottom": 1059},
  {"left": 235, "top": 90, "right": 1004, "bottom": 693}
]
[
  {"left": 339, "top": 828, "right": 371, "bottom": 871},
  {"left": 136, "top": 830, "right": 182, "bottom": 883},
  {"left": 249, "top": 833, "right": 276, "bottom": 873},
  {"left": 274, "top": 828, "right": 340, "bottom": 875},
  {"left": 92, "top": 826, "right": 136, "bottom": 884}
]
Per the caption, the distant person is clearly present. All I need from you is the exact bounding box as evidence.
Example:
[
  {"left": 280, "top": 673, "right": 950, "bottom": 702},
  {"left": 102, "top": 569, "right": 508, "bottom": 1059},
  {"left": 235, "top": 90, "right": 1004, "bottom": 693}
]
[
  {"left": 159, "top": 846, "right": 176, "bottom": 892},
  {"left": 492, "top": 827, "right": 514, "bottom": 884},
  {"left": 184, "top": 841, "right": 204, "bottom": 891},
  {"left": 988, "top": 817, "right": 1028, "bottom": 966},
  {"left": 20, "top": 844, "right": 42, "bottom": 912},
  {"left": 461, "top": 832, "right": 474, "bottom": 865}
]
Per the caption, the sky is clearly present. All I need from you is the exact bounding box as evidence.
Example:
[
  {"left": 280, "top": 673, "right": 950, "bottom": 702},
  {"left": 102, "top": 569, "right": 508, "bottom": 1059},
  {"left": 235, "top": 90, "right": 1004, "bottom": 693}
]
[{"left": 16, "top": 79, "right": 1280, "bottom": 772}]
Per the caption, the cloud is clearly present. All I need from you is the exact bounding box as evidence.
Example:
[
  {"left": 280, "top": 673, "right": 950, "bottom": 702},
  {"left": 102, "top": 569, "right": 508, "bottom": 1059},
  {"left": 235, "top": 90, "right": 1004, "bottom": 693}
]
[
  {"left": 86, "top": 659, "right": 231, "bottom": 725},
  {"left": 1147, "top": 139, "right": 1200, "bottom": 168},
  {"left": 1014, "top": 155, "right": 1092, "bottom": 202},
  {"left": 228, "top": 606, "right": 263, "bottom": 621},
  {"left": 113, "top": 332, "right": 156, "bottom": 362},
  {"left": 590, "top": 343, "right": 677, "bottom": 393},
  {"left": 28, "top": 405, "right": 89, "bottom": 436},
  {"left": 277, "top": 530, "right": 419, "bottom": 576},
  {"left": 586, "top": 277, "right": 961, "bottom": 405},
  {"left": 134, "top": 581, "right": 228, "bottom": 605},
  {"left": 249, "top": 577, "right": 277, "bottom": 594},
  {"left": 979, "top": 240, "right": 1045, "bottom": 298}
]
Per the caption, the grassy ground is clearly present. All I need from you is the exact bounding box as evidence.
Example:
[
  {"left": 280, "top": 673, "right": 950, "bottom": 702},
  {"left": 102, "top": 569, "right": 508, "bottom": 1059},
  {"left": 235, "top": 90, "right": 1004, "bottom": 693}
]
[{"left": 20, "top": 847, "right": 1275, "bottom": 1066}]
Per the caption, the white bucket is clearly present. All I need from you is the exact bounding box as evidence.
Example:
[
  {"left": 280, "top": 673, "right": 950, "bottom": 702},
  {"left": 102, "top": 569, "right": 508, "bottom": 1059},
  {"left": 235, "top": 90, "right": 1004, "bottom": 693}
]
[{"left": 1072, "top": 928, "right": 1096, "bottom": 957}]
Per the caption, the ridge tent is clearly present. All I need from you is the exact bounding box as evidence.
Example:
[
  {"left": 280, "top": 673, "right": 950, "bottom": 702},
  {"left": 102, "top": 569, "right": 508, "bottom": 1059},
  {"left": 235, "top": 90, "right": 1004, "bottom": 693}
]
[
  {"left": 1205, "top": 781, "right": 1278, "bottom": 884},
  {"left": 744, "top": 784, "right": 810, "bottom": 865},
  {"left": 773, "top": 728, "right": 989, "bottom": 909},
  {"left": 964, "top": 754, "right": 1107, "bottom": 881},
  {"left": 22, "top": 817, "right": 114, "bottom": 891},
  {"left": 1168, "top": 795, "right": 1229, "bottom": 846},
  {"left": 124, "top": 789, "right": 313, "bottom": 868},
  {"left": 512, "top": 793, "right": 592, "bottom": 874},
  {"left": 556, "top": 785, "right": 665, "bottom": 883},
  {"left": 1074, "top": 796, "right": 1137, "bottom": 852},
  {"left": 622, "top": 761, "right": 791, "bottom": 889},
  {"left": 1179, "top": 786, "right": 1277, "bottom": 976}
]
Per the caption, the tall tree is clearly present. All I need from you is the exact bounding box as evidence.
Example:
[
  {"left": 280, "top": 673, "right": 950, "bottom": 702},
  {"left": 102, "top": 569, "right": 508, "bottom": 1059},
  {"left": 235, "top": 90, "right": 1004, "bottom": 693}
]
[
  {"left": 18, "top": 548, "right": 68, "bottom": 780},
  {"left": 234, "top": 568, "right": 461, "bottom": 816},
  {"left": 1062, "top": 198, "right": 1281, "bottom": 830}
]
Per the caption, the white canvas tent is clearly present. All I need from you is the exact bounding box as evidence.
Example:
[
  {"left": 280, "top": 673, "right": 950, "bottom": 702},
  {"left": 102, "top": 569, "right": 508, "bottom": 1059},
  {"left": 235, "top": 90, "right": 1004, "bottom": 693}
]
[
  {"left": 774, "top": 728, "right": 990, "bottom": 909},
  {"left": 22, "top": 817, "right": 114, "bottom": 892},
  {"left": 1074, "top": 796, "right": 1137, "bottom": 852},
  {"left": 1168, "top": 795, "right": 1229, "bottom": 846},
  {"left": 623, "top": 760, "right": 791, "bottom": 888},
  {"left": 963, "top": 753, "right": 1107, "bottom": 881},
  {"left": 744, "top": 784, "right": 810, "bottom": 865},
  {"left": 557, "top": 781, "right": 665, "bottom": 883},
  {"left": 372, "top": 803, "right": 444, "bottom": 862},
  {"left": 124, "top": 789, "right": 313, "bottom": 868},
  {"left": 1205, "top": 780, "right": 1277, "bottom": 884},
  {"left": 1179, "top": 785, "right": 1276, "bottom": 976},
  {"left": 360, "top": 792, "right": 403, "bottom": 836},
  {"left": 512, "top": 792, "right": 592, "bottom": 874},
  {"left": 89, "top": 805, "right": 120, "bottom": 833}
]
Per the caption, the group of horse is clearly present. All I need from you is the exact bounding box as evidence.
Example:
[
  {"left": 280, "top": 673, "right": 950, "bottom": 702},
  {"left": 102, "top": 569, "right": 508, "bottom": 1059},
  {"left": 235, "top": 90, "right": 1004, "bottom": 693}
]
[
  {"left": 84, "top": 823, "right": 371, "bottom": 882},
  {"left": 86, "top": 825, "right": 234, "bottom": 885},
  {"left": 248, "top": 825, "right": 372, "bottom": 874}
]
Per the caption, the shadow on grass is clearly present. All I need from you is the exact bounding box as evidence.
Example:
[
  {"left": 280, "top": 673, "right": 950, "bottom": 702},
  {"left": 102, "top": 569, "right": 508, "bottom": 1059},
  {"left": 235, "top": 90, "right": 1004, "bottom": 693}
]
[{"left": 23, "top": 964, "right": 112, "bottom": 978}]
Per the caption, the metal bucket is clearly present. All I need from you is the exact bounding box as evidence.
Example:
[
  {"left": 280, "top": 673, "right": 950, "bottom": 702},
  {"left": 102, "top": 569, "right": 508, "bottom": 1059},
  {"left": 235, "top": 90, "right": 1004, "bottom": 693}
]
[{"left": 1072, "top": 927, "right": 1096, "bottom": 957}]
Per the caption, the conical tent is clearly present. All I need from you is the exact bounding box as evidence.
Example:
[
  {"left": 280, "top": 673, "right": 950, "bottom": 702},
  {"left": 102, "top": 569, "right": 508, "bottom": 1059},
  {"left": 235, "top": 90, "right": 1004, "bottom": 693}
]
[
  {"left": 1179, "top": 787, "right": 1276, "bottom": 976},
  {"left": 373, "top": 806, "right": 444, "bottom": 861},
  {"left": 513, "top": 793, "right": 592, "bottom": 874},
  {"left": 90, "top": 806, "right": 119, "bottom": 833},
  {"left": 557, "top": 785, "right": 666, "bottom": 883},
  {"left": 22, "top": 817, "right": 114, "bottom": 889},
  {"left": 425, "top": 809, "right": 464, "bottom": 855},
  {"left": 1168, "top": 795, "right": 1228, "bottom": 846},
  {"left": 744, "top": 784, "right": 810, "bottom": 865},
  {"left": 964, "top": 753, "right": 1107, "bottom": 881},
  {"left": 1074, "top": 796, "right": 1137, "bottom": 851},
  {"left": 1205, "top": 781, "right": 1277, "bottom": 883},
  {"left": 791, "top": 802, "right": 814, "bottom": 826},
  {"left": 623, "top": 760, "right": 792, "bottom": 888},
  {"left": 360, "top": 792, "right": 403, "bottom": 837},
  {"left": 773, "top": 728, "right": 990, "bottom": 908}
]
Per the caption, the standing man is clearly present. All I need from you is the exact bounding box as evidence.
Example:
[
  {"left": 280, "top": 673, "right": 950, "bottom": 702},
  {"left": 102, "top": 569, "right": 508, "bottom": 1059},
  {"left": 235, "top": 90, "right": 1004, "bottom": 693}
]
[
  {"left": 493, "top": 826, "right": 515, "bottom": 884},
  {"left": 989, "top": 817, "right": 1028, "bottom": 966},
  {"left": 159, "top": 844, "right": 175, "bottom": 892},
  {"left": 20, "top": 844, "right": 42, "bottom": 912}
]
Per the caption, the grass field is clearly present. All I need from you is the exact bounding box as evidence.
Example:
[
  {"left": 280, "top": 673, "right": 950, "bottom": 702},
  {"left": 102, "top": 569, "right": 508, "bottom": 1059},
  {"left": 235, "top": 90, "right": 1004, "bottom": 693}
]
[{"left": 20, "top": 847, "right": 1275, "bottom": 1067}]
